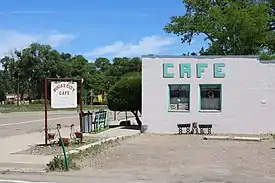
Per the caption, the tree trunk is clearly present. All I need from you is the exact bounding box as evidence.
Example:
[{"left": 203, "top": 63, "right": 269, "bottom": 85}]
[
  {"left": 131, "top": 110, "right": 142, "bottom": 126},
  {"left": 20, "top": 91, "right": 24, "bottom": 101},
  {"left": 28, "top": 88, "right": 32, "bottom": 104}
]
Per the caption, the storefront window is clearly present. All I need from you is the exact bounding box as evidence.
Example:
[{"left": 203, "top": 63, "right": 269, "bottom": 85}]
[
  {"left": 168, "top": 84, "right": 190, "bottom": 111},
  {"left": 199, "top": 84, "right": 221, "bottom": 111}
]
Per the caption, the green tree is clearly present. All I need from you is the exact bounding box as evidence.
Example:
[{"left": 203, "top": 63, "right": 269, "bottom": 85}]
[
  {"left": 121, "top": 71, "right": 141, "bottom": 78},
  {"left": 15, "top": 43, "right": 64, "bottom": 100},
  {"left": 0, "top": 56, "right": 15, "bottom": 94},
  {"left": 182, "top": 52, "right": 197, "bottom": 56},
  {"left": 0, "top": 42, "right": 142, "bottom": 105},
  {"left": 107, "top": 75, "right": 142, "bottom": 126},
  {"left": 104, "top": 57, "right": 142, "bottom": 94},
  {"left": 164, "top": 0, "right": 274, "bottom": 55},
  {"left": 266, "top": 0, "right": 275, "bottom": 52},
  {"left": 0, "top": 70, "right": 7, "bottom": 102},
  {"left": 94, "top": 57, "right": 111, "bottom": 72}
]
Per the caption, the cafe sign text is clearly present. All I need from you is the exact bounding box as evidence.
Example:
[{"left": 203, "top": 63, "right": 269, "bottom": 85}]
[{"left": 51, "top": 82, "right": 77, "bottom": 108}]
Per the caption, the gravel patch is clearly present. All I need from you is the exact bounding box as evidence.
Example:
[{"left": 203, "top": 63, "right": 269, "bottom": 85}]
[
  {"left": 45, "top": 135, "right": 133, "bottom": 171},
  {"left": 73, "top": 135, "right": 136, "bottom": 169},
  {"left": 15, "top": 136, "right": 105, "bottom": 156},
  {"left": 59, "top": 133, "right": 275, "bottom": 183}
]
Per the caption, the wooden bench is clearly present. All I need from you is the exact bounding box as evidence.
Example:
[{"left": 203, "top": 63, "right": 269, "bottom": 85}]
[
  {"left": 198, "top": 124, "right": 213, "bottom": 134},
  {"left": 177, "top": 124, "right": 191, "bottom": 134}
]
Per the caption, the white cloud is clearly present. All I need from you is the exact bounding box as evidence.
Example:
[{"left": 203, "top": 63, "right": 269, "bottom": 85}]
[
  {"left": 0, "top": 30, "right": 76, "bottom": 58},
  {"left": 11, "top": 11, "right": 54, "bottom": 14},
  {"left": 46, "top": 34, "right": 76, "bottom": 47},
  {"left": 85, "top": 35, "right": 176, "bottom": 57},
  {"left": 0, "top": 11, "right": 54, "bottom": 15}
]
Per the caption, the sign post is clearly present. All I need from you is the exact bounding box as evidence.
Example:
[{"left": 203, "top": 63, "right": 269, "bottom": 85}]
[{"left": 44, "top": 78, "right": 83, "bottom": 145}]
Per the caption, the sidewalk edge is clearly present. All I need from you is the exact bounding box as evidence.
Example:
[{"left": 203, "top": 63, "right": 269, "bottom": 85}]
[{"left": 0, "top": 167, "right": 46, "bottom": 174}]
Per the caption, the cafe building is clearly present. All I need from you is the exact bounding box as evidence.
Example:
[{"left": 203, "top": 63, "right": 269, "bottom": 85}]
[{"left": 141, "top": 55, "right": 275, "bottom": 134}]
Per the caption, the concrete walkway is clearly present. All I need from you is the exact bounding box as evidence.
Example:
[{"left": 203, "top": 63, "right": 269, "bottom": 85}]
[
  {"left": 0, "top": 125, "right": 74, "bottom": 171},
  {"left": 0, "top": 118, "right": 140, "bottom": 172}
]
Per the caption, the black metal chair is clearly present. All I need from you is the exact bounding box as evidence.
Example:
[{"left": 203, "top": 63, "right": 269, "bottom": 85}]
[{"left": 177, "top": 124, "right": 191, "bottom": 134}]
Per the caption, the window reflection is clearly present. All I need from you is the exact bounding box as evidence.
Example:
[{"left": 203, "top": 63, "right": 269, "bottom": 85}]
[{"left": 169, "top": 84, "right": 190, "bottom": 111}]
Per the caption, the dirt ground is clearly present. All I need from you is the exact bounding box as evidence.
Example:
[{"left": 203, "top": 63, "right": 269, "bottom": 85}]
[{"left": 55, "top": 134, "right": 275, "bottom": 183}]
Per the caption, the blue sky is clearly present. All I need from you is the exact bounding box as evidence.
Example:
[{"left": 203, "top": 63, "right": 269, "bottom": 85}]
[{"left": 0, "top": 0, "right": 209, "bottom": 61}]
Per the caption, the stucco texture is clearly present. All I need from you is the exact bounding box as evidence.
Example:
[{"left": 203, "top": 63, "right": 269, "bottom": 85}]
[{"left": 142, "top": 56, "right": 275, "bottom": 134}]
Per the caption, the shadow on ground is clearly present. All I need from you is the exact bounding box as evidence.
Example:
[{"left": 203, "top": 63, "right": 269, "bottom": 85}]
[
  {"left": 109, "top": 125, "right": 141, "bottom": 131},
  {"left": 120, "top": 125, "right": 141, "bottom": 130}
]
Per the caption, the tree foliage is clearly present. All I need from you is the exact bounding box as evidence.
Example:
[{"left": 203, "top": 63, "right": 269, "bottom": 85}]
[
  {"left": 0, "top": 43, "right": 142, "bottom": 103},
  {"left": 107, "top": 75, "right": 142, "bottom": 125},
  {"left": 0, "top": 70, "right": 7, "bottom": 102},
  {"left": 164, "top": 0, "right": 275, "bottom": 55}
]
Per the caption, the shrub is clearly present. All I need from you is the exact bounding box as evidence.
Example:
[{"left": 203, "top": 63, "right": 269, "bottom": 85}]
[
  {"left": 46, "top": 155, "right": 78, "bottom": 171},
  {"left": 259, "top": 53, "right": 275, "bottom": 60},
  {"left": 107, "top": 75, "right": 142, "bottom": 126}
]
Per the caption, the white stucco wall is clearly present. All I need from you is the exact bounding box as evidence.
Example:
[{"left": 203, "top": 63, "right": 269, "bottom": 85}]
[{"left": 142, "top": 56, "right": 275, "bottom": 134}]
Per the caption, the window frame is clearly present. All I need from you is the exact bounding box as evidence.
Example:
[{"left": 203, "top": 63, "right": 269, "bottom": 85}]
[
  {"left": 168, "top": 84, "right": 190, "bottom": 112},
  {"left": 199, "top": 84, "right": 222, "bottom": 113}
]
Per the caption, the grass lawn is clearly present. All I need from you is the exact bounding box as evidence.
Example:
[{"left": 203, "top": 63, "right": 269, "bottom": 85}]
[{"left": 0, "top": 104, "right": 107, "bottom": 113}]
